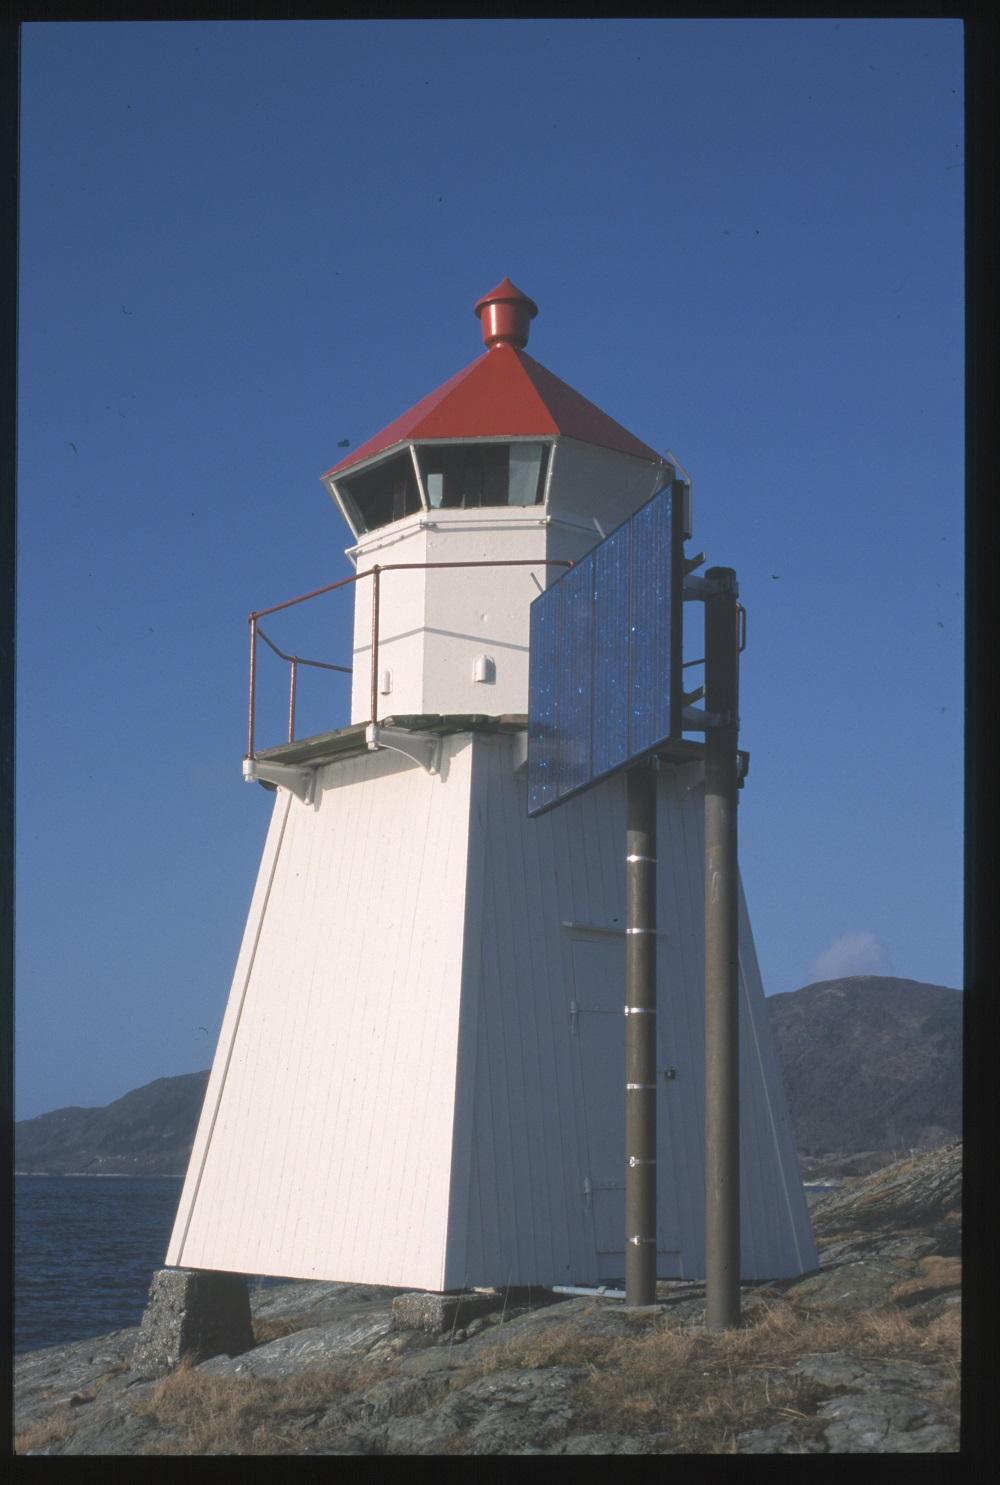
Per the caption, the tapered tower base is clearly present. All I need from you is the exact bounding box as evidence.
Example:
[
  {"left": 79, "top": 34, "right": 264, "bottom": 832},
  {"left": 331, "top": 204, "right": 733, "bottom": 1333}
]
[{"left": 167, "top": 727, "right": 816, "bottom": 1289}]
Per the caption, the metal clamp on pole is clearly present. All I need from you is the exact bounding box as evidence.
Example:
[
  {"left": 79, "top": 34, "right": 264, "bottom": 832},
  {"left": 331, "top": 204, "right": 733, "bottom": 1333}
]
[
  {"left": 703, "top": 565, "right": 741, "bottom": 1331},
  {"left": 682, "top": 574, "right": 712, "bottom": 601},
  {"left": 684, "top": 569, "right": 739, "bottom": 602}
]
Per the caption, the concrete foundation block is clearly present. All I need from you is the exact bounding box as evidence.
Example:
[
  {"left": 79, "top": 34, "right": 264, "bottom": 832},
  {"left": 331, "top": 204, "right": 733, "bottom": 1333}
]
[
  {"left": 392, "top": 1290, "right": 504, "bottom": 1335},
  {"left": 130, "top": 1268, "right": 255, "bottom": 1377}
]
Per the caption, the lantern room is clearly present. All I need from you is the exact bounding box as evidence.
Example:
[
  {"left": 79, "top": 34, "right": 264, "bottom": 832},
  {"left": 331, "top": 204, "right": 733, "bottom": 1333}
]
[{"left": 321, "top": 278, "right": 680, "bottom": 723}]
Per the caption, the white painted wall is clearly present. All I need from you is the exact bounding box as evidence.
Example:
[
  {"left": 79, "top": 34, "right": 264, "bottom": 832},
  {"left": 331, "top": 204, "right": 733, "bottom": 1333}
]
[
  {"left": 448, "top": 739, "right": 816, "bottom": 1288},
  {"left": 348, "top": 516, "right": 429, "bottom": 724},
  {"left": 170, "top": 732, "right": 816, "bottom": 1289},
  {"left": 167, "top": 737, "right": 476, "bottom": 1289},
  {"left": 348, "top": 508, "right": 554, "bottom": 721}
]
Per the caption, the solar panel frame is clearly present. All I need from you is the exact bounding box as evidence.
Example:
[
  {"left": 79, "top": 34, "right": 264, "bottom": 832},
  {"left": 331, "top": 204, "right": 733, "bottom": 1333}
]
[{"left": 527, "top": 482, "right": 682, "bottom": 817}]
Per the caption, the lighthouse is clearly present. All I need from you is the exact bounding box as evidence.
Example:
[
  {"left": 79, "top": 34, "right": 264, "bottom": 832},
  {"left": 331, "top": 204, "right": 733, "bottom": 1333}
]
[{"left": 165, "top": 279, "right": 817, "bottom": 1292}]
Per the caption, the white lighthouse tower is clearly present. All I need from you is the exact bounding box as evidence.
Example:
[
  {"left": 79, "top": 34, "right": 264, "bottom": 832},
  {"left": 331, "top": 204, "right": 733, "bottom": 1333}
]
[{"left": 166, "top": 279, "right": 817, "bottom": 1291}]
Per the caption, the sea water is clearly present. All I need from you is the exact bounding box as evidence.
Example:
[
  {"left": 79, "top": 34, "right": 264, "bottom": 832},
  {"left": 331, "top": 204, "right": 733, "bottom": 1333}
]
[{"left": 14, "top": 1175, "right": 185, "bottom": 1354}]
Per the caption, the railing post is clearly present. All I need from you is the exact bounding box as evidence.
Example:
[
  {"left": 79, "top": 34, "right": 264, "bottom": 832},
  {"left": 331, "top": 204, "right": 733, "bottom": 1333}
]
[
  {"left": 370, "top": 566, "right": 381, "bottom": 726},
  {"left": 288, "top": 658, "right": 298, "bottom": 744},
  {"left": 247, "top": 617, "right": 258, "bottom": 760}
]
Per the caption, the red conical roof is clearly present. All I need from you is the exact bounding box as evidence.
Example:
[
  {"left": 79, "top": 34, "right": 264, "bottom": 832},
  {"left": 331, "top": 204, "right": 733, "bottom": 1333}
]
[{"left": 323, "top": 282, "right": 662, "bottom": 479}]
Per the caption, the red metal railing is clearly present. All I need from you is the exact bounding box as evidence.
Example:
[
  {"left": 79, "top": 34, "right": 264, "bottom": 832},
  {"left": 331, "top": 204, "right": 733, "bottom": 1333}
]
[
  {"left": 251, "top": 625, "right": 353, "bottom": 751},
  {"left": 246, "top": 557, "right": 573, "bottom": 759}
]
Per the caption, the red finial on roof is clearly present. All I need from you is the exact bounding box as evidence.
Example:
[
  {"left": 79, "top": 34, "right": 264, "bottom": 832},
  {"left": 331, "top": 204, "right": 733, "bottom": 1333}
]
[{"left": 474, "top": 277, "right": 538, "bottom": 350}]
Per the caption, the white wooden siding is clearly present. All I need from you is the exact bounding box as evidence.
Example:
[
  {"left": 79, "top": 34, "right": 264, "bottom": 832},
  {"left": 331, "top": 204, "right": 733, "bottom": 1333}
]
[
  {"left": 169, "top": 730, "right": 815, "bottom": 1291},
  {"left": 350, "top": 522, "right": 429, "bottom": 723},
  {"left": 449, "top": 740, "right": 816, "bottom": 1287},
  {"left": 167, "top": 736, "right": 475, "bottom": 1289}
]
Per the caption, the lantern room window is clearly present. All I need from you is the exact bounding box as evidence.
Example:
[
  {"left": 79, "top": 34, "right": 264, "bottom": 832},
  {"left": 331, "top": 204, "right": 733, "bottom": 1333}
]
[
  {"left": 339, "top": 451, "right": 422, "bottom": 534},
  {"left": 419, "top": 442, "right": 550, "bottom": 510},
  {"left": 335, "top": 441, "right": 552, "bottom": 536}
]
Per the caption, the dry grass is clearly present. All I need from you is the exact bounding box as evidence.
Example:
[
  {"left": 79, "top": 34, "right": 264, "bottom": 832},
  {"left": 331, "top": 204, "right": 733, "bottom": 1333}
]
[
  {"left": 460, "top": 1295, "right": 960, "bottom": 1379},
  {"left": 448, "top": 1295, "right": 961, "bottom": 1454},
  {"left": 134, "top": 1359, "right": 355, "bottom": 1455},
  {"left": 13, "top": 1361, "right": 132, "bottom": 1456},
  {"left": 15, "top": 1285, "right": 962, "bottom": 1455},
  {"left": 128, "top": 1297, "right": 961, "bottom": 1455},
  {"left": 888, "top": 1256, "right": 962, "bottom": 1304},
  {"left": 14, "top": 1404, "right": 79, "bottom": 1455}
]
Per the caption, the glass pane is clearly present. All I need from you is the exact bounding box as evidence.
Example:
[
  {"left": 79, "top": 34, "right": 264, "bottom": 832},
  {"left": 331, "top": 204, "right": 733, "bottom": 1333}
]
[
  {"left": 341, "top": 452, "right": 421, "bottom": 533},
  {"left": 482, "top": 446, "right": 508, "bottom": 505},
  {"left": 417, "top": 442, "right": 551, "bottom": 511},
  {"left": 462, "top": 462, "right": 483, "bottom": 507},
  {"left": 509, "top": 443, "right": 545, "bottom": 506}
]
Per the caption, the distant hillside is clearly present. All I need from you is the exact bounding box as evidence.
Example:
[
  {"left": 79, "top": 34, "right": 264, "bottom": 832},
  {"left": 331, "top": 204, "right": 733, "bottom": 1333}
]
[
  {"left": 14, "top": 1072, "right": 210, "bottom": 1176},
  {"left": 16, "top": 976, "right": 961, "bottom": 1176},
  {"left": 766, "top": 976, "right": 961, "bottom": 1167}
]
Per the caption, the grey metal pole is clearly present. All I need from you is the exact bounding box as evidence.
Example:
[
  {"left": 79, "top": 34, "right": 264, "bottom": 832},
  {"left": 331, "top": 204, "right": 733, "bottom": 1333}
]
[
  {"left": 625, "top": 760, "right": 657, "bottom": 1307},
  {"left": 704, "top": 566, "right": 741, "bottom": 1330}
]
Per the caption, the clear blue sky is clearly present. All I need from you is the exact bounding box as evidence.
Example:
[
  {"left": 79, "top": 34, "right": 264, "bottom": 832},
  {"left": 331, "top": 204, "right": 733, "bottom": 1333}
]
[{"left": 16, "top": 19, "right": 964, "bottom": 1120}]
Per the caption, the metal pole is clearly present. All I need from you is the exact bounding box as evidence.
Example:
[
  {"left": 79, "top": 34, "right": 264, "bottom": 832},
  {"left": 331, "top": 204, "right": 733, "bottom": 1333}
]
[
  {"left": 288, "top": 659, "right": 298, "bottom": 744},
  {"left": 370, "top": 566, "right": 381, "bottom": 726},
  {"left": 247, "top": 617, "right": 258, "bottom": 760},
  {"left": 625, "top": 760, "right": 657, "bottom": 1306},
  {"left": 703, "top": 566, "right": 741, "bottom": 1330}
]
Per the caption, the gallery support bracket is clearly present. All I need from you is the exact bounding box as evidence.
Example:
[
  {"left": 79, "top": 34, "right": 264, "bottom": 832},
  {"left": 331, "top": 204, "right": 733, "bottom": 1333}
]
[
  {"left": 366, "top": 724, "right": 443, "bottom": 775},
  {"left": 242, "top": 757, "right": 317, "bottom": 804}
]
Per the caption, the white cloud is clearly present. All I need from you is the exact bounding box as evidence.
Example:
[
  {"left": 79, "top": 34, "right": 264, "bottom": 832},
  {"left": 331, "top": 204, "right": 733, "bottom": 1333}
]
[{"left": 808, "top": 931, "right": 892, "bottom": 983}]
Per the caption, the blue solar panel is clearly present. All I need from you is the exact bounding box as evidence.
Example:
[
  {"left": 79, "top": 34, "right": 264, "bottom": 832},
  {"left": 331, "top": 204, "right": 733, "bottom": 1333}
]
[
  {"left": 526, "top": 586, "right": 559, "bottom": 815},
  {"left": 527, "top": 482, "right": 679, "bottom": 817},
  {"left": 629, "top": 489, "right": 673, "bottom": 756},
  {"left": 592, "top": 525, "right": 630, "bottom": 778}
]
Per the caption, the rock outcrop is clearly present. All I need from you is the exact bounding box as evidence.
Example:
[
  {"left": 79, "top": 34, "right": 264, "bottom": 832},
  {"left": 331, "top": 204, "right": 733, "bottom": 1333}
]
[{"left": 14, "top": 1144, "right": 962, "bottom": 1456}]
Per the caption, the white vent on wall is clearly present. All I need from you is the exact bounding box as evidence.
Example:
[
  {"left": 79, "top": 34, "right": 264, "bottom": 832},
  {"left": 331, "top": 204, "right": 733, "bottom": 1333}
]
[
  {"left": 473, "top": 654, "right": 496, "bottom": 684},
  {"left": 379, "top": 669, "right": 392, "bottom": 695}
]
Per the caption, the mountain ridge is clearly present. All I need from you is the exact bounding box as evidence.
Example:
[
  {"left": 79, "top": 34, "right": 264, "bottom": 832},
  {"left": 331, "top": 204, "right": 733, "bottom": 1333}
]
[
  {"left": 15, "top": 976, "right": 961, "bottom": 1177},
  {"left": 765, "top": 975, "right": 962, "bottom": 1169}
]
